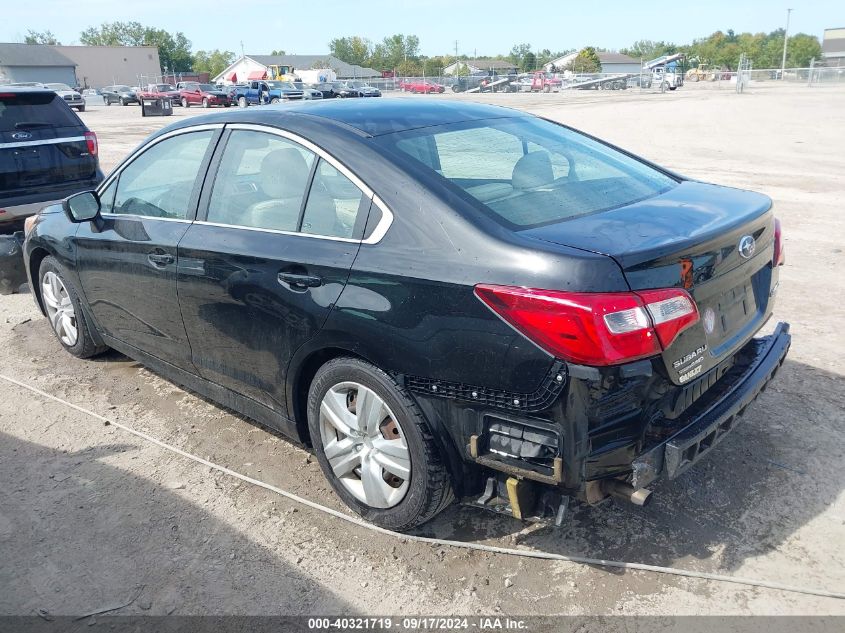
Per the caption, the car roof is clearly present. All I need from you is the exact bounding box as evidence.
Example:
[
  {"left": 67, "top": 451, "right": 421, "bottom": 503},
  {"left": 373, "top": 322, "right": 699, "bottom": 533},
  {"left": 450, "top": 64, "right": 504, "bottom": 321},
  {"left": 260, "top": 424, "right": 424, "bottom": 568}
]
[
  {"left": 163, "top": 99, "right": 527, "bottom": 137},
  {"left": 0, "top": 86, "right": 55, "bottom": 94}
]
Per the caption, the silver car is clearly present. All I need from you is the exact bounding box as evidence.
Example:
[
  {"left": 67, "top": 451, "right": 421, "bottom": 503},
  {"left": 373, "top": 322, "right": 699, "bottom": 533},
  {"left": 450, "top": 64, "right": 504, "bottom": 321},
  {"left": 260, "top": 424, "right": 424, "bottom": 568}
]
[
  {"left": 44, "top": 83, "right": 86, "bottom": 112},
  {"left": 292, "top": 81, "right": 323, "bottom": 100}
]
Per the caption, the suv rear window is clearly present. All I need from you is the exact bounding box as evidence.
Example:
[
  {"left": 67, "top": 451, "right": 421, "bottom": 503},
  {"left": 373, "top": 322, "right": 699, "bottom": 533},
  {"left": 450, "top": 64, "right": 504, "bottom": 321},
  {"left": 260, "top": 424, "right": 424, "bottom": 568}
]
[
  {"left": 377, "top": 117, "right": 678, "bottom": 228},
  {"left": 0, "top": 91, "right": 81, "bottom": 132}
]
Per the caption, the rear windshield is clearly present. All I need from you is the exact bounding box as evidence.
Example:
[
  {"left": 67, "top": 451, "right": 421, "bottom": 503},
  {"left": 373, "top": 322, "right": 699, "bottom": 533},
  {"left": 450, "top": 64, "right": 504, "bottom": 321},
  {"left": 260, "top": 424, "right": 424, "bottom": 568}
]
[
  {"left": 0, "top": 92, "right": 81, "bottom": 132},
  {"left": 199, "top": 84, "right": 216, "bottom": 91},
  {"left": 376, "top": 117, "right": 678, "bottom": 228}
]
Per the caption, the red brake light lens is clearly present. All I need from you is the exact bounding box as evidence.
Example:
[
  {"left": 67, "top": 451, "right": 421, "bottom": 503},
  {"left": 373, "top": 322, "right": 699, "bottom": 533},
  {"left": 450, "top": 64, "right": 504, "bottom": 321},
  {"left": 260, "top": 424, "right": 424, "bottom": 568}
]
[
  {"left": 474, "top": 285, "right": 699, "bottom": 367},
  {"left": 773, "top": 217, "right": 785, "bottom": 266},
  {"left": 84, "top": 131, "right": 98, "bottom": 157}
]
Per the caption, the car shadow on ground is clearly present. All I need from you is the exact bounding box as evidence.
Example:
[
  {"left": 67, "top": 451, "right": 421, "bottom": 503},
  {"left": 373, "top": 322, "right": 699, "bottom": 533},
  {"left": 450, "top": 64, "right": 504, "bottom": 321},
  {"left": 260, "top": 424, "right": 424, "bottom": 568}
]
[
  {"left": 414, "top": 358, "right": 844, "bottom": 574},
  {"left": 0, "top": 431, "right": 357, "bottom": 616},
  {"left": 8, "top": 316, "right": 843, "bottom": 578}
]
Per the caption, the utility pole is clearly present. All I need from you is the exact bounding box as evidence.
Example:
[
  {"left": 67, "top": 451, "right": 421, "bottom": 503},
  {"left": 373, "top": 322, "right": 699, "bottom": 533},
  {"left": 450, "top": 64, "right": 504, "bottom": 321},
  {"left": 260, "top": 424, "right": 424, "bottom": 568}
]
[
  {"left": 780, "top": 8, "right": 792, "bottom": 79},
  {"left": 240, "top": 40, "right": 245, "bottom": 60}
]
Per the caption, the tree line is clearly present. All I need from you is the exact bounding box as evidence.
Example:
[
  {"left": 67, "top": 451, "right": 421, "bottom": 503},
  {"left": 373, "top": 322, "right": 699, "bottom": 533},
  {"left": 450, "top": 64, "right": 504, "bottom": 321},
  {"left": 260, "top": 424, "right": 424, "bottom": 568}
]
[
  {"left": 24, "top": 23, "right": 823, "bottom": 83},
  {"left": 620, "top": 29, "right": 821, "bottom": 70}
]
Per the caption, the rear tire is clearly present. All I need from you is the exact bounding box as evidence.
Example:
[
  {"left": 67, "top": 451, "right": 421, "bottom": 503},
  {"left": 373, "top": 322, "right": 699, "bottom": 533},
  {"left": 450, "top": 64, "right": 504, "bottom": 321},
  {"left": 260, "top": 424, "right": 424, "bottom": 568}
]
[
  {"left": 104, "top": 97, "right": 110, "bottom": 106},
  {"left": 120, "top": 98, "right": 126, "bottom": 106},
  {"left": 38, "top": 256, "right": 107, "bottom": 359},
  {"left": 308, "top": 357, "right": 454, "bottom": 531},
  {"left": 238, "top": 96, "right": 247, "bottom": 108},
  {"left": 270, "top": 97, "right": 280, "bottom": 104},
  {"left": 182, "top": 97, "right": 189, "bottom": 108}
]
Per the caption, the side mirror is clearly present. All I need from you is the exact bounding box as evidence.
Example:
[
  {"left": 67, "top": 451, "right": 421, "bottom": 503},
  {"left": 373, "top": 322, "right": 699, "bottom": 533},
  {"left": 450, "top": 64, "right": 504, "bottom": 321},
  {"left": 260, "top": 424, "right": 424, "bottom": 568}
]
[{"left": 64, "top": 191, "right": 101, "bottom": 223}]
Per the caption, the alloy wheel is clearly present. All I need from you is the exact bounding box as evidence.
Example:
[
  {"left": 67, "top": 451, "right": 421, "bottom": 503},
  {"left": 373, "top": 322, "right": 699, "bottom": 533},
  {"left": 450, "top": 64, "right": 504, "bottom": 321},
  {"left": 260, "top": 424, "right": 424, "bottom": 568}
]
[
  {"left": 41, "top": 271, "right": 78, "bottom": 347},
  {"left": 318, "top": 382, "right": 411, "bottom": 509}
]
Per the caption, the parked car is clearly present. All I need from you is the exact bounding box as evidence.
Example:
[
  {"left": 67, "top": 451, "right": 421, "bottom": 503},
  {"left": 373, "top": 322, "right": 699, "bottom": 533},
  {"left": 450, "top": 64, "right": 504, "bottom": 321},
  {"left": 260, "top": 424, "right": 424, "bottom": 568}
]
[
  {"left": 312, "top": 82, "right": 344, "bottom": 99},
  {"left": 22, "top": 100, "right": 789, "bottom": 530},
  {"left": 102, "top": 85, "right": 138, "bottom": 106},
  {"left": 141, "top": 83, "right": 181, "bottom": 104},
  {"left": 292, "top": 82, "right": 323, "bottom": 99},
  {"left": 43, "top": 83, "right": 86, "bottom": 112},
  {"left": 179, "top": 83, "right": 231, "bottom": 108},
  {"left": 400, "top": 80, "right": 445, "bottom": 94},
  {"left": 232, "top": 81, "right": 304, "bottom": 107},
  {"left": 338, "top": 81, "right": 382, "bottom": 98},
  {"left": 1, "top": 87, "right": 102, "bottom": 293}
]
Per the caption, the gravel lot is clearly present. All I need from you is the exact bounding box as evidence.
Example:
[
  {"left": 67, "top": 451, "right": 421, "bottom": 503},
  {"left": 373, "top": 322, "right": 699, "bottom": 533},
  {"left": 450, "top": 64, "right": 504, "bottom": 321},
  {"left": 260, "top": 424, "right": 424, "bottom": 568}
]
[{"left": 1, "top": 83, "right": 843, "bottom": 618}]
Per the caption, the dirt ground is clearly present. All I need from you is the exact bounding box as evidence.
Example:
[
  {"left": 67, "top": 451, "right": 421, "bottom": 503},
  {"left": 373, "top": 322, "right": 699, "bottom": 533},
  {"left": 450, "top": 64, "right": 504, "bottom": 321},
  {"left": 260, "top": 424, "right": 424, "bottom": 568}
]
[{"left": 1, "top": 83, "right": 843, "bottom": 619}]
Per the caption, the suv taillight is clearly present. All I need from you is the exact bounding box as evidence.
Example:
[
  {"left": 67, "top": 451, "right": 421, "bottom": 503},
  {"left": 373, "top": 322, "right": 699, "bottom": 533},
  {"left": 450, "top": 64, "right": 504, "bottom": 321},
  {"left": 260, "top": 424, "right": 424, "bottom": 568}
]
[
  {"left": 773, "top": 217, "right": 785, "bottom": 266},
  {"left": 474, "top": 285, "right": 699, "bottom": 367},
  {"left": 84, "top": 131, "right": 98, "bottom": 157}
]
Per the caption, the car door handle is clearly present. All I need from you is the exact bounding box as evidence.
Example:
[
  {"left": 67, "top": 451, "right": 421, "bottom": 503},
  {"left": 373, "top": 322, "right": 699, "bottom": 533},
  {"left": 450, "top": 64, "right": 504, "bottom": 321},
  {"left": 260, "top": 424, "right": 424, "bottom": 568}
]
[
  {"left": 277, "top": 272, "right": 322, "bottom": 289},
  {"left": 148, "top": 253, "right": 174, "bottom": 267}
]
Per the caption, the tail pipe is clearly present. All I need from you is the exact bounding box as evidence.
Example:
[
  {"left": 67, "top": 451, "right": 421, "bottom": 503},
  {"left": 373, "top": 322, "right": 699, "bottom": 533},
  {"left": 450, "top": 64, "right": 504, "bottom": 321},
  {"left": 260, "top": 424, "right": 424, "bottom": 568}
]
[{"left": 603, "top": 479, "right": 653, "bottom": 507}]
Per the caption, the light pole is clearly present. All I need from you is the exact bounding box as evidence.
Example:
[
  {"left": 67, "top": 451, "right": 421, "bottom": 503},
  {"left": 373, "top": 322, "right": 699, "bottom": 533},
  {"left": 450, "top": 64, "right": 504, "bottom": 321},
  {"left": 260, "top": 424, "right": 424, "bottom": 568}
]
[{"left": 780, "top": 8, "right": 792, "bottom": 79}]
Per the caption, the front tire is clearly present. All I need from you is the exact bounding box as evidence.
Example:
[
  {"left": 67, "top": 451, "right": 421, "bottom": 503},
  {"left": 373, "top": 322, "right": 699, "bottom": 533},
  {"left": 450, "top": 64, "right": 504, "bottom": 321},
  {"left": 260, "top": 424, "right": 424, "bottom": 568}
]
[
  {"left": 308, "top": 357, "right": 453, "bottom": 531},
  {"left": 38, "top": 257, "right": 107, "bottom": 359},
  {"left": 202, "top": 98, "right": 209, "bottom": 108}
]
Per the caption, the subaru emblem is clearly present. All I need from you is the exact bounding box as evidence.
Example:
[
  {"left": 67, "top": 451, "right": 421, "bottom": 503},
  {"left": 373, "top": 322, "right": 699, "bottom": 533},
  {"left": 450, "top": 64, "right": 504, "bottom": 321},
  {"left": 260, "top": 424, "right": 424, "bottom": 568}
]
[
  {"left": 11, "top": 131, "right": 33, "bottom": 140},
  {"left": 738, "top": 235, "right": 756, "bottom": 259}
]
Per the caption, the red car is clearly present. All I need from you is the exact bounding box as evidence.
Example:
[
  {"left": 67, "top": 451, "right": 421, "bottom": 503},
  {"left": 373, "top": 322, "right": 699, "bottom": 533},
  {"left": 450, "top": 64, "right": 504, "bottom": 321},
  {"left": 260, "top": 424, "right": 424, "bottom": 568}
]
[
  {"left": 139, "top": 83, "right": 181, "bottom": 104},
  {"left": 178, "top": 83, "right": 231, "bottom": 108},
  {"left": 400, "top": 80, "right": 445, "bottom": 94}
]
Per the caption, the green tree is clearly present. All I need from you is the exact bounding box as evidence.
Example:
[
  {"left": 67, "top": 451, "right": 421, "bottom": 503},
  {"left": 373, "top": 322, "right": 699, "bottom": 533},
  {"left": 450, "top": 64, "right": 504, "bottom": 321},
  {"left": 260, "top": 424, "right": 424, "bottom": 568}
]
[
  {"left": 24, "top": 30, "right": 60, "bottom": 45},
  {"left": 79, "top": 21, "right": 192, "bottom": 72},
  {"left": 620, "top": 40, "right": 677, "bottom": 60},
  {"left": 520, "top": 51, "right": 537, "bottom": 72},
  {"left": 787, "top": 33, "right": 822, "bottom": 67},
  {"left": 328, "top": 36, "right": 372, "bottom": 66},
  {"left": 270, "top": 49, "right": 286, "bottom": 56},
  {"left": 192, "top": 49, "right": 235, "bottom": 79},
  {"left": 566, "top": 47, "right": 602, "bottom": 73},
  {"left": 509, "top": 43, "right": 532, "bottom": 67}
]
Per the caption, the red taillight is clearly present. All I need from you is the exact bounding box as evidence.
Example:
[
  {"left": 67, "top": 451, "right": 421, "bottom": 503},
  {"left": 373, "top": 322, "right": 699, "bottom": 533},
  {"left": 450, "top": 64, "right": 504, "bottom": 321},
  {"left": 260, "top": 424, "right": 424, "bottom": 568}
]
[
  {"left": 84, "top": 131, "right": 98, "bottom": 157},
  {"left": 773, "top": 217, "right": 785, "bottom": 266},
  {"left": 474, "top": 285, "right": 699, "bottom": 367}
]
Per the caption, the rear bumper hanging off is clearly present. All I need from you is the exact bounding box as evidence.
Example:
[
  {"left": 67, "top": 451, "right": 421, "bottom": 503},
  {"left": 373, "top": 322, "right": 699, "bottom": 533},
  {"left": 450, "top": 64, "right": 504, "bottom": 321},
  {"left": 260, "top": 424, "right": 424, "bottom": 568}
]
[{"left": 632, "top": 322, "right": 791, "bottom": 488}]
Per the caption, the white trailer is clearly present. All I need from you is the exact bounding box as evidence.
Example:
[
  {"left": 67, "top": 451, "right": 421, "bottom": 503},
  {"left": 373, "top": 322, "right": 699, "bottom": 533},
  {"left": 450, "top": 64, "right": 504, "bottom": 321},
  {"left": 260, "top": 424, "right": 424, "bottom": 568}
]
[{"left": 296, "top": 68, "right": 337, "bottom": 85}]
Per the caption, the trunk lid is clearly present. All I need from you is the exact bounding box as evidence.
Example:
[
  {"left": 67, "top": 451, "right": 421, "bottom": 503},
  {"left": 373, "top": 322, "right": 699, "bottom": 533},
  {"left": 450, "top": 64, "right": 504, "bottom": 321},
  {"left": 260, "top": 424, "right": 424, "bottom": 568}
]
[
  {"left": 0, "top": 91, "right": 96, "bottom": 195},
  {"left": 522, "top": 181, "right": 779, "bottom": 383}
]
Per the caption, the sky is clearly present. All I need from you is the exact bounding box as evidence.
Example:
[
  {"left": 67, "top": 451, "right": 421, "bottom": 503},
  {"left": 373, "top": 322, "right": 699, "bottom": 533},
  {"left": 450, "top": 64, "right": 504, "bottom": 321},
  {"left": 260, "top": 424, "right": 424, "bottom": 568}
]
[{"left": 2, "top": 0, "right": 842, "bottom": 58}]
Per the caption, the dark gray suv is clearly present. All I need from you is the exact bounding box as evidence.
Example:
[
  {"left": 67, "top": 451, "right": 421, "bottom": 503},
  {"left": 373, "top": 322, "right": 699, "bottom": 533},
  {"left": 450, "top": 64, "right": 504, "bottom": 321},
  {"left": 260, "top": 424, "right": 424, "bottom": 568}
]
[{"left": 0, "top": 87, "right": 102, "bottom": 292}]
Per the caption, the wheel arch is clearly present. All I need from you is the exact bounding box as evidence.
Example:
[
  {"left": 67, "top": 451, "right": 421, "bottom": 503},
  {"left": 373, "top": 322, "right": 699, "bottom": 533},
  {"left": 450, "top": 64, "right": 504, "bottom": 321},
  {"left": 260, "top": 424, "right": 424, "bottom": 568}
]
[
  {"left": 28, "top": 246, "right": 52, "bottom": 316},
  {"left": 289, "top": 344, "right": 369, "bottom": 445},
  {"left": 288, "top": 342, "right": 466, "bottom": 496}
]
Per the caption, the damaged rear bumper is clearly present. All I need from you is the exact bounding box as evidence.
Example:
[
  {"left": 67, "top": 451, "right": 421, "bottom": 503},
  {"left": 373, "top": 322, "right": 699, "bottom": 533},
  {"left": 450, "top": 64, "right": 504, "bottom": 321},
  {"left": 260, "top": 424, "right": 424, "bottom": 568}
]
[{"left": 632, "top": 322, "right": 791, "bottom": 488}]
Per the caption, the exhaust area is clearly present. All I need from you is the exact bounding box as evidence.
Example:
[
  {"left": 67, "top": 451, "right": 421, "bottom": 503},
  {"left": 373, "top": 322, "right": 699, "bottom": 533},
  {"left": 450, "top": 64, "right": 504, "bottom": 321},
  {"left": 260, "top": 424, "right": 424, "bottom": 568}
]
[{"left": 602, "top": 479, "right": 653, "bottom": 507}]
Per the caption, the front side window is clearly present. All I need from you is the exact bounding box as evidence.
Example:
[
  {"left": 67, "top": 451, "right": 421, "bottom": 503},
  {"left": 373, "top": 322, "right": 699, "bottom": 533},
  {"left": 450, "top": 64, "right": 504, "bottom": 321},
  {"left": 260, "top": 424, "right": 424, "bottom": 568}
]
[
  {"left": 111, "top": 130, "right": 214, "bottom": 219},
  {"left": 207, "top": 130, "right": 315, "bottom": 232},
  {"left": 378, "top": 117, "right": 677, "bottom": 228}
]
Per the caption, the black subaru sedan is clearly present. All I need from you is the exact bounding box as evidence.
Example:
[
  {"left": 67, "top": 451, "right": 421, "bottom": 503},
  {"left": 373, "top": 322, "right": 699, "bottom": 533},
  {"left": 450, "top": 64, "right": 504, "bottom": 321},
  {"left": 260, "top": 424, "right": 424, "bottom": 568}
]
[{"left": 22, "top": 100, "right": 789, "bottom": 530}]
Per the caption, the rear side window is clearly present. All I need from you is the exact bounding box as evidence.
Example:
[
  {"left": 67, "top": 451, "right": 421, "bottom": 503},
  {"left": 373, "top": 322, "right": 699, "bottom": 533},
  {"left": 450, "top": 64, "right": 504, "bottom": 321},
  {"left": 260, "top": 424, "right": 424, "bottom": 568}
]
[
  {"left": 207, "top": 130, "right": 316, "bottom": 232},
  {"left": 300, "top": 159, "right": 365, "bottom": 238},
  {"left": 379, "top": 117, "right": 677, "bottom": 228},
  {"left": 0, "top": 92, "right": 80, "bottom": 131}
]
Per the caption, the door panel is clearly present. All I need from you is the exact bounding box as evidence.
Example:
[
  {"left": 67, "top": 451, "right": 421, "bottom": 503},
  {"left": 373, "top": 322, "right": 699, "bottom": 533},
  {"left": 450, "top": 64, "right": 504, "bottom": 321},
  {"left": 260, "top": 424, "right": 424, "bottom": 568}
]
[
  {"left": 74, "top": 128, "right": 218, "bottom": 369},
  {"left": 177, "top": 226, "right": 359, "bottom": 409},
  {"left": 176, "top": 128, "right": 368, "bottom": 413}
]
